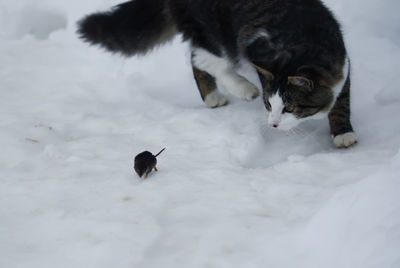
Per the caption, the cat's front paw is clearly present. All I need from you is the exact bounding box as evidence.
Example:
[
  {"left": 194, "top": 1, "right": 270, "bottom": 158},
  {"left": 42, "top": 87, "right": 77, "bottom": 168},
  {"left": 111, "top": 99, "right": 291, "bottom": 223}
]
[
  {"left": 241, "top": 83, "right": 260, "bottom": 101},
  {"left": 231, "top": 80, "right": 259, "bottom": 101},
  {"left": 223, "top": 76, "right": 259, "bottom": 101},
  {"left": 333, "top": 132, "right": 358, "bottom": 148},
  {"left": 205, "top": 91, "right": 229, "bottom": 108}
]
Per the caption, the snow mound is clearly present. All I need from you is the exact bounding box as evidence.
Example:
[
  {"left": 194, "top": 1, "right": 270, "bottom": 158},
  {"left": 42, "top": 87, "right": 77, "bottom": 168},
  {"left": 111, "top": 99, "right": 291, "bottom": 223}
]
[{"left": 1, "top": 5, "right": 67, "bottom": 40}]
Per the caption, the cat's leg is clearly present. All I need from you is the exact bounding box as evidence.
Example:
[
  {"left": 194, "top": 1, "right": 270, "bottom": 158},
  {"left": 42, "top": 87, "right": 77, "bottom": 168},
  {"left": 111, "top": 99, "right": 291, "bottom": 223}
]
[
  {"left": 192, "top": 66, "right": 228, "bottom": 108},
  {"left": 191, "top": 48, "right": 259, "bottom": 101},
  {"left": 329, "top": 75, "right": 358, "bottom": 148}
]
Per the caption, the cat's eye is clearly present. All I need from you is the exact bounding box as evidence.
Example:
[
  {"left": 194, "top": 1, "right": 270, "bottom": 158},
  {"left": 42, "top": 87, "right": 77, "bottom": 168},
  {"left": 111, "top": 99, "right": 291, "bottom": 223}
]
[
  {"left": 265, "top": 100, "right": 272, "bottom": 110},
  {"left": 282, "top": 106, "right": 294, "bottom": 114}
]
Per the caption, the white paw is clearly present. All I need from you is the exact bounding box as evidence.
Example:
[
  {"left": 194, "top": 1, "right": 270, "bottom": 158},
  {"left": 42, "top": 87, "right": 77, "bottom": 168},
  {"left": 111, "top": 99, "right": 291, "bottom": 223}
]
[
  {"left": 205, "top": 91, "right": 229, "bottom": 108},
  {"left": 229, "top": 78, "right": 260, "bottom": 101},
  {"left": 333, "top": 132, "right": 358, "bottom": 148},
  {"left": 219, "top": 73, "right": 259, "bottom": 101},
  {"left": 239, "top": 82, "right": 260, "bottom": 101}
]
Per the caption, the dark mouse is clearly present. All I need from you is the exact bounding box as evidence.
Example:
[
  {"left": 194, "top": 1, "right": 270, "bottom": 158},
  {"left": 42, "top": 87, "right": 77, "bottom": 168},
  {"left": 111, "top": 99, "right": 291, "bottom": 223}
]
[{"left": 134, "top": 148, "right": 165, "bottom": 178}]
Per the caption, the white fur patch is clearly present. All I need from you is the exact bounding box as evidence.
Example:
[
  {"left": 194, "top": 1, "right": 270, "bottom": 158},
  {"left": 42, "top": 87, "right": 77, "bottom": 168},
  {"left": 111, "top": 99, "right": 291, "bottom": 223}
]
[
  {"left": 333, "top": 132, "right": 358, "bottom": 148},
  {"left": 192, "top": 48, "right": 259, "bottom": 100},
  {"left": 220, "top": 73, "right": 260, "bottom": 100},
  {"left": 268, "top": 93, "right": 284, "bottom": 126},
  {"left": 204, "top": 91, "right": 228, "bottom": 108}
]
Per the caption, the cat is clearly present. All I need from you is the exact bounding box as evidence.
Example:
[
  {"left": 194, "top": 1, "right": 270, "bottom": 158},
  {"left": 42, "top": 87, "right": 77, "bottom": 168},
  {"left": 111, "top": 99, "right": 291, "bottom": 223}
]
[{"left": 78, "top": 0, "right": 357, "bottom": 148}]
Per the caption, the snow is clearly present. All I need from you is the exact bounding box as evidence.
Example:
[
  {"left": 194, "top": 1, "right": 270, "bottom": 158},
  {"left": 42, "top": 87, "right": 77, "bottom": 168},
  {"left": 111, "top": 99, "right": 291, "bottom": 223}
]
[{"left": 1, "top": 0, "right": 399, "bottom": 267}]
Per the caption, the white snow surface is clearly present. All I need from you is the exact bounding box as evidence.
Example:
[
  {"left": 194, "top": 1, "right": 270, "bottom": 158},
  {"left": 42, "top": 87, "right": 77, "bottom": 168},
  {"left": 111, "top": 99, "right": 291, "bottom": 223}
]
[{"left": 1, "top": 0, "right": 400, "bottom": 267}]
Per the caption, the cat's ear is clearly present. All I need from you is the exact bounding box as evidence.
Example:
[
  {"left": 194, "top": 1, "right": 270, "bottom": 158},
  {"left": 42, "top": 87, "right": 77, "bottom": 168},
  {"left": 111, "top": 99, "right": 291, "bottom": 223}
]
[
  {"left": 288, "top": 76, "right": 314, "bottom": 91},
  {"left": 254, "top": 65, "right": 274, "bottom": 81}
]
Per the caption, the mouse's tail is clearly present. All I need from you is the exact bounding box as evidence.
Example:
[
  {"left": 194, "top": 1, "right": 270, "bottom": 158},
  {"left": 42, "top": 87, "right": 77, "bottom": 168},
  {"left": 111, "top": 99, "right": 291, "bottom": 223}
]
[
  {"left": 77, "top": 0, "right": 176, "bottom": 56},
  {"left": 155, "top": 148, "right": 166, "bottom": 157}
]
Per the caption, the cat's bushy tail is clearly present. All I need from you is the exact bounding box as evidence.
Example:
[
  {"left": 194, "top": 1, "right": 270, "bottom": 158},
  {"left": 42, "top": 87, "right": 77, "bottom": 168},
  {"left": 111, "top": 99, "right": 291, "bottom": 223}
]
[{"left": 77, "top": 0, "right": 176, "bottom": 56}]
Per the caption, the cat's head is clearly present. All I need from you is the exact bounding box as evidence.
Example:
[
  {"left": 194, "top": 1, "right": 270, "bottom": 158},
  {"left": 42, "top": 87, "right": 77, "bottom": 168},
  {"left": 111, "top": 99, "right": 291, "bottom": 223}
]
[{"left": 256, "top": 66, "right": 333, "bottom": 130}]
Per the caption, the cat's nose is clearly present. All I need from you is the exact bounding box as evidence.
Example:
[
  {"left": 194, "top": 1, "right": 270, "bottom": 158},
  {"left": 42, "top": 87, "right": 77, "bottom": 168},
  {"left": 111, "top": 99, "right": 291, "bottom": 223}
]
[{"left": 271, "top": 123, "right": 279, "bottom": 128}]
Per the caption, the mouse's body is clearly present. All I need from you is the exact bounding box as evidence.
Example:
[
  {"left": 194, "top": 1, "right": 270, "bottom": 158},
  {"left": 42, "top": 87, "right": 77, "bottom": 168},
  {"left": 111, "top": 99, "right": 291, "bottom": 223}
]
[{"left": 134, "top": 148, "right": 165, "bottom": 178}]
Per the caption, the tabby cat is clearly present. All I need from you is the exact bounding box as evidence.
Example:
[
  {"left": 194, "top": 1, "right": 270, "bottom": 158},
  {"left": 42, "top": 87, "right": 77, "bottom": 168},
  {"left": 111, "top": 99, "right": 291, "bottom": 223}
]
[{"left": 78, "top": 0, "right": 357, "bottom": 148}]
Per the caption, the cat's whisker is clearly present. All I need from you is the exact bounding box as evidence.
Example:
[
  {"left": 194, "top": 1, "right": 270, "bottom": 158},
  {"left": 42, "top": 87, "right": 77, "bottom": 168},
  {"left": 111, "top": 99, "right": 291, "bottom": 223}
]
[
  {"left": 290, "top": 127, "right": 307, "bottom": 137},
  {"left": 289, "top": 128, "right": 298, "bottom": 136}
]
